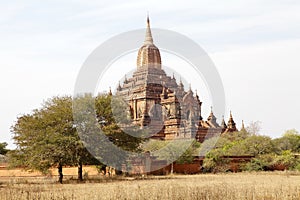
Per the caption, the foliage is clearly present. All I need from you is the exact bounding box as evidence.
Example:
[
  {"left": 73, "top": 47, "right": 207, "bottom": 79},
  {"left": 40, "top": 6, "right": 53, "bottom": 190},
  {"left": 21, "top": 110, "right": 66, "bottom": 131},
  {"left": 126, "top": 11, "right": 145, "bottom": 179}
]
[
  {"left": 244, "top": 151, "right": 299, "bottom": 171},
  {"left": 0, "top": 142, "right": 9, "bottom": 155},
  {"left": 202, "top": 149, "right": 230, "bottom": 173},
  {"left": 273, "top": 129, "right": 300, "bottom": 153},
  {"left": 10, "top": 93, "right": 146, "bottom": 181},
  {"left": 142, "top": 139, "right": 200, "bottom": 174},
  {"left": 242, "top": 135, "right": 273, "bottom": 156},
  {"left": 176, "top": 140, "right": 201, "bottom": 164},
  {"left": 272, "top": 150, "right": 298, "bottom": 170},
  {"left": 142, "top": 139, "right": 195, "bottom": 163},
  {"left": 222, "top": 131, "right": 249, "bottom": 141},
  {"left": 8, "top": 90, "right": 300, "bottom": 175},
  {"left": 10, "top": 96, "right": 97, "bottom": 182},
  {"left": 202, "top": 130, "right": 295, "bottom": 172},
  {"left": 295, "top": 162, "right": 300, "bottom": 171},
  {"left": 208, "top": 129, "right": 300, "bottom": 172},
  {"left": 244, "top": 156, "right": 269, "bottom": 171}
]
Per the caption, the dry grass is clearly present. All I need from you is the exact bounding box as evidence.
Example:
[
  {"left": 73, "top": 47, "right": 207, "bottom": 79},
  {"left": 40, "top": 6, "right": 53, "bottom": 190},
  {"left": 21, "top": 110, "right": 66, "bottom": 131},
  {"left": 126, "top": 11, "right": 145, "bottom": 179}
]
[
  {"left": 0, "top": 172, "right": 300, "bottom": 200},
  {"left": 0, "top": 166, "right": 99, "bottom": 177}
]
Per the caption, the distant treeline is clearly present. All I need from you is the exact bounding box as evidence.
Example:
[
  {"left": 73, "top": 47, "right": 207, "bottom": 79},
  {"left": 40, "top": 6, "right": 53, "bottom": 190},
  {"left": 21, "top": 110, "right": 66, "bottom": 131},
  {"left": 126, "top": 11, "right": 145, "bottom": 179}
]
[{"left": 201, "top": 128, "right": 300, "bottom": 173}]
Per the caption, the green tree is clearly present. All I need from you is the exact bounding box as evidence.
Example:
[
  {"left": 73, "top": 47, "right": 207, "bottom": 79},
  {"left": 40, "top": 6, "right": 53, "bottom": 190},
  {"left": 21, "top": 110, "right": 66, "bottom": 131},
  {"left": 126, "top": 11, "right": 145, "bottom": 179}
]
[
  {"left": 10, "top": 96, "right": 95, "bottom": 183},
  {"left": 74, "top": 93, "right": 147, "bottom": 174},
  {"left": 244, "top": 154, "right": 273, "bottom": 171},
  {"left": 176, "top": 141, "right": 201, "bottom": 164},
  {"left": 222, "top": 131, "right": 249, "bottom": 142},
  {"left": 0, "top": 142, "right": 8, "bottom": 155},
  {"left": 242, "top": 135, "right": 273, "bottom": 156},
  {"left": 272, "top": 129, "right": 300, "bottom": 153},
  {"left": 202, "top": 148, "right": 230, "bottom": 173},
  {"left": 272, "top": 150, "right": 297, "bottom": 170},
  {"left": 142, "top": 139, "right": 196, "bottom": 174}
]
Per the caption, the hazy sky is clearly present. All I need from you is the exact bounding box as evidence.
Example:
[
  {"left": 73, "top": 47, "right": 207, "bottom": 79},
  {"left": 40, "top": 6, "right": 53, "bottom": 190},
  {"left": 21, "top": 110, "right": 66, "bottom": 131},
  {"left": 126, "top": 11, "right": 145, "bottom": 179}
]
[{"left": 1, "top": 0, "right": 300, "bottom": 148}]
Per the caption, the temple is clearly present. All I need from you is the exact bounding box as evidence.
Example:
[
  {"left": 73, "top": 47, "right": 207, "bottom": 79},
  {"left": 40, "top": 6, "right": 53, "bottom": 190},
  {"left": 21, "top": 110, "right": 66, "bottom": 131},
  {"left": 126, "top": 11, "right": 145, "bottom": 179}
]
[{"left": 115, "top": 16, "right": 238, "bottom": 142}]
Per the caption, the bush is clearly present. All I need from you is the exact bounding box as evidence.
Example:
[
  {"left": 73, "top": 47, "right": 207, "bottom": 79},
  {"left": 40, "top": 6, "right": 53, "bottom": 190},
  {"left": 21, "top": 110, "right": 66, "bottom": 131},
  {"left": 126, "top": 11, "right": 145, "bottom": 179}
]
[
  {"left": 271, "top": 150, "right": 296, "bottom": 170},
  {"left": 202, "top": 149, "right": 230, "bottom": 173},
  {"left": 244, "top": 154, "right": 275, "bottom": 171},
  {"left": 295, "top": 163, "right": 300, "bottom": 171},
  {"left": 244, "top": 158, "right": 268, "bottom": 171}
]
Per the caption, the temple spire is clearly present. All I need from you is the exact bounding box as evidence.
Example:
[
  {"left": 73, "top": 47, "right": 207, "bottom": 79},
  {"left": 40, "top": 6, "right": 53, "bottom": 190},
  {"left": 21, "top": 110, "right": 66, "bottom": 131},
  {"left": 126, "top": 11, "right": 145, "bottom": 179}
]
[
  {"left": 117, "top": 81, "right": 122, "bottom": 91},
  {"left": 137, "top": 14, "right": 161, "bottom": 69},
  {"left": 144, "top": 14, "right": 153, "bottom": 44},
  {"left": 221, "top": 115, "right": 227, "bottom": 129},
  {"left": 227, "top": 111, "right": 237, "bottom": 131},
  {"left": 207, "top": 106, "right": 218, "bottom": 128},
  {"left": 195, "top": 90, "right": 200, "bottom": 101},
  {"left": 240, "top": 120, "right": 246, "bottom": 132}
]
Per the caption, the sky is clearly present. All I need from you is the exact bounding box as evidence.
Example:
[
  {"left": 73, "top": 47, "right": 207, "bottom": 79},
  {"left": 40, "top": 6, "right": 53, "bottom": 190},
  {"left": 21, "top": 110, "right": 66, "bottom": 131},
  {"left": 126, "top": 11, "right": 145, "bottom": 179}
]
[{"left": 1, "top": 0, "right": 300, "bottom": 149}]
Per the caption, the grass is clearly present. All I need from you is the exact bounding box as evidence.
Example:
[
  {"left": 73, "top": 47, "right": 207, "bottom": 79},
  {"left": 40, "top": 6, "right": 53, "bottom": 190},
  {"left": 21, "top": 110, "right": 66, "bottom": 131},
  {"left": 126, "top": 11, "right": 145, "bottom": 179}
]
[{"left": 0, "top": 172, "right": 300, "bottom": 200}]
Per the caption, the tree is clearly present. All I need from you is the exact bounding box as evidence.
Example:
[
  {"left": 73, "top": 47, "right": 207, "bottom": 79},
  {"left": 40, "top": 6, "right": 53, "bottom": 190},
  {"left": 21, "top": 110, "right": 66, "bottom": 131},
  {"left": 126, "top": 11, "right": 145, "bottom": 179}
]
[
  {"left": 282, "top": 129, "right": 300, "bottom": 152},
  {"left": 0, "top": 142, "right": 8, "bottom": 155},
  {"left": 272, "top": 150, "right": 297, "bottom": 170},
  {"left": 10, "top": 96, "right": 95, "bottom": 183},
  {"left": 74, "top": 93, "right": 147, "bottom": 174},
  {"left": 142, "top": 139, "right": 198, "bottom": 174},
  {"left": 202, "top": 148, "right": 230, "bottom": 173},
  {"left": 246, "top": 121, "right": 262, "bottom": 135},
  {"left": 272, "top": 129, "right": 300, "bottom": 153},
  {"left": 242, "top": 135, "right": 273, "bottom": 156},
  {"left": 243, "top": 154, "right": 273, "bottom": 171},
  {"left": 176, "top": 141, "right": 201, "bottom": 164},
  {"left": 222, "top": 131, "right": 249, "bottom": 142}
]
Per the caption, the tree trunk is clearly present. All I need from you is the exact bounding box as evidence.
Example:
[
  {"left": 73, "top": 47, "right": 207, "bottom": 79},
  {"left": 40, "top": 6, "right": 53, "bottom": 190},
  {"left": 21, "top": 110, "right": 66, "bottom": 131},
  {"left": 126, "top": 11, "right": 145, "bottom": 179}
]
[
  {"left": 78, "top": 161, "right": 83, "bottom": 181},
  {"left": 58, "top": 163, "right": 63, "bottom": 184},
  {"left": 171, "top": 162, "right": 174, "bottom": 175}
]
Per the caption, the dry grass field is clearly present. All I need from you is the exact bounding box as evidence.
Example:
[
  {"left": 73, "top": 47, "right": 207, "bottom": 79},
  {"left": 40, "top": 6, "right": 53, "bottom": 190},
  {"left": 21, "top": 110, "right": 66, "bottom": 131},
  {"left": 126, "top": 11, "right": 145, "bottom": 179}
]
[{"left": 0, "top": 171, "right": 300, "bottom": 200}]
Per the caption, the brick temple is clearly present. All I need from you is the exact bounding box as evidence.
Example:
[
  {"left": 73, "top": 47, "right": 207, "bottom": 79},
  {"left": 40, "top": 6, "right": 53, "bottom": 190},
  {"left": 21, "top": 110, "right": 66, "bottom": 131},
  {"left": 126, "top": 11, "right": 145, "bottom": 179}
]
[{"left": 115, "top": 17, "right": 239, "bottom": 142}]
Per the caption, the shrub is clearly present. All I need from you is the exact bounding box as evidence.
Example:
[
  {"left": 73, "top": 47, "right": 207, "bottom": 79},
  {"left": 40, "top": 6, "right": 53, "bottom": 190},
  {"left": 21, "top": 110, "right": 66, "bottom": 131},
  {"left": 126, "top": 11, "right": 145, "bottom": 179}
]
[
  {"left": 202, "top": 149, "right": 230, "bottom": 173},
  {"left": 244, "top": 154, "right": 275, "bottom": 171},
  {"left": 272, "top": 150, "right": 296, "bottom": 170},
  {"left": 244, "top": 158, "right": 267, "bottom": 171},
  {"left": 295, "top": 163, "right": 300, "bottom": 171}
]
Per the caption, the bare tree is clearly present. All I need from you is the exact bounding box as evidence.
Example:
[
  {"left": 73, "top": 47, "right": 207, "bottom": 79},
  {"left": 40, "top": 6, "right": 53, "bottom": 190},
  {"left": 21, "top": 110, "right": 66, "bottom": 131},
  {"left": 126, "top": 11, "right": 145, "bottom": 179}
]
[{"left": 246, "top": 121, "right": 262, "bottom": 135}]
